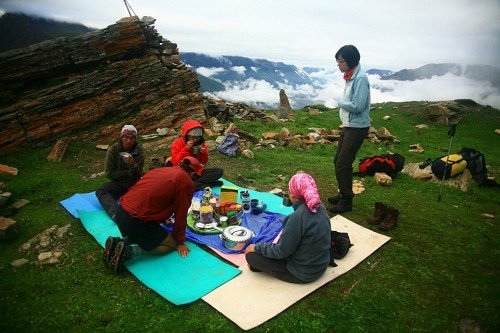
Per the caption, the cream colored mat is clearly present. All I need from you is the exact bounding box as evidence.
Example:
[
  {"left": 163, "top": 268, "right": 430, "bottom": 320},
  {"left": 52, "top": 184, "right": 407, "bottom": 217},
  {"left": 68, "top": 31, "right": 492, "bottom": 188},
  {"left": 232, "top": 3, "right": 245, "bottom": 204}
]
[{"left": 202, "top": 215, "right": 391, "bottom": 330}]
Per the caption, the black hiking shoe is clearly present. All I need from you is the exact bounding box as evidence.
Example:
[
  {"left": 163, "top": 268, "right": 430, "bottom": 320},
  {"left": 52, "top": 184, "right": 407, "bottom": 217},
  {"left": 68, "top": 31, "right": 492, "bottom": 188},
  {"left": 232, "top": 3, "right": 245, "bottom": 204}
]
[
  {"left": 102, "top": 236, "right": 120, "bottom": 269},
  {"left": 419, "top": 157, "right": 432, "bottom": 169},
  {"left": 329, "top": 197, "right": 353, "bottom": 214},
  {"left": 327, "top": 195, "right": 341, "bottom": 205},
  {"left": 108, "top": 240, "right": 132, "bottom": 274}
]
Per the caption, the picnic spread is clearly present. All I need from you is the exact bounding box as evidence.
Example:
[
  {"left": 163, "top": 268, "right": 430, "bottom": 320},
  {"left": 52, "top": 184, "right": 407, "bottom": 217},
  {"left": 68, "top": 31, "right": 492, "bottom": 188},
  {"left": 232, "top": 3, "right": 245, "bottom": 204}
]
[{"left": 60, "top": 178, "right": 390, "bottom": 330}]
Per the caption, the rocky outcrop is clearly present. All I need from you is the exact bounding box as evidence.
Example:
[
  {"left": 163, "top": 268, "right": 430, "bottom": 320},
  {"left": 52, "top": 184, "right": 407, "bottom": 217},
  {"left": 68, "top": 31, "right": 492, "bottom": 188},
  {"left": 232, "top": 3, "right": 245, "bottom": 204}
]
[
  {"left": 274, "top": 89, "right": 293, "bottom": 120},
  {"left": 0, "top": 16, "right": 205, "bottom": 154}
]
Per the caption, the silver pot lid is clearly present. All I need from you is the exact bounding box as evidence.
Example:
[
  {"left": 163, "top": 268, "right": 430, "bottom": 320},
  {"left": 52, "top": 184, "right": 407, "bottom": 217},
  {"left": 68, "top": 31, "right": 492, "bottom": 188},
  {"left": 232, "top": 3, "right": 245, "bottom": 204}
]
[{"left": 222, "top": 226, "right": 254, "bottom": 242}]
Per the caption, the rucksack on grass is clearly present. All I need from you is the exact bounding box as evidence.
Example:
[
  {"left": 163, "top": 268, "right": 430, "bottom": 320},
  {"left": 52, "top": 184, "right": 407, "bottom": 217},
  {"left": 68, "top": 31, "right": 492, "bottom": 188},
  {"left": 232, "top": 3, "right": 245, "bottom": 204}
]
[
  {"left": 358, "top": 153, "right": 405, "bottom": 177},
  {"left": 431, "top": 153, "right": 467, "bottom": 180},
  {"left": 458, "top": 147, "right": 496, "bottom": 187}
]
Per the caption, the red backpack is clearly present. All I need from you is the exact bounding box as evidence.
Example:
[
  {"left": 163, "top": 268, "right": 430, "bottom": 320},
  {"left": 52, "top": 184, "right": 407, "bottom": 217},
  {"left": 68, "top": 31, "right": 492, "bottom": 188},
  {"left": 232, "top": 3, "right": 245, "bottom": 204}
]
[{"left": 358, "top": 153, "right": 405, "bottom": 177}]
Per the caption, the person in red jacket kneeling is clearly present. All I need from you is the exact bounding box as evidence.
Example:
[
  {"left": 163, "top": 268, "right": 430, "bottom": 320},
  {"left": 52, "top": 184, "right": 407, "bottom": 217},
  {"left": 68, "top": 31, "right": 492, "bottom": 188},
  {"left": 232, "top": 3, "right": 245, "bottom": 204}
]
[{"left": 102, "top": 156, "right": 203, "bottom": 274}]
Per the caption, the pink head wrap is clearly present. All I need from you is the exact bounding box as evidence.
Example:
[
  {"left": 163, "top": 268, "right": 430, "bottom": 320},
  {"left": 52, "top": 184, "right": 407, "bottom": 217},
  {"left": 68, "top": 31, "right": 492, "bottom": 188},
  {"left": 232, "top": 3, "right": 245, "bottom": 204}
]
[{"left": 288, "top": 173, "right": 322, "bottom": 213}]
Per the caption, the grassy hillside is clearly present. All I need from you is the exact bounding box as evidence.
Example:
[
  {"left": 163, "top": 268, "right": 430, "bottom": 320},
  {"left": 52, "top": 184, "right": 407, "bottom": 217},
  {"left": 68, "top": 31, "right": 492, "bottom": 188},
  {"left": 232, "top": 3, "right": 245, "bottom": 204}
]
[{"left": 0, "top": 101, "right": 499, "bottom": 332}]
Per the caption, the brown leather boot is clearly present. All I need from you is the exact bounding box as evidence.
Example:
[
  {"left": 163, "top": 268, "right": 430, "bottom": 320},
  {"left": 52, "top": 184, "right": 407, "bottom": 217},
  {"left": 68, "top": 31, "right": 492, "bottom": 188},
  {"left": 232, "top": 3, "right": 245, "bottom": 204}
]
[
  {"left": 379, "top": 206, "right": 399, "bottom": 230},
  {"left": 367, "top": 202, "right": 387, "bottom": 225}
]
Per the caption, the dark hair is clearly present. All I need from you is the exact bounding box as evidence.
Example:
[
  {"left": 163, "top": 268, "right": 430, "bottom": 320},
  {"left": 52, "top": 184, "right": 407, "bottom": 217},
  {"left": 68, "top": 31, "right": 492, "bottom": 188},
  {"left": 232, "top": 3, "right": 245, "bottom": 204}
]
[{"left": 335, "top": 45, "right": 360, "bottom": 69}]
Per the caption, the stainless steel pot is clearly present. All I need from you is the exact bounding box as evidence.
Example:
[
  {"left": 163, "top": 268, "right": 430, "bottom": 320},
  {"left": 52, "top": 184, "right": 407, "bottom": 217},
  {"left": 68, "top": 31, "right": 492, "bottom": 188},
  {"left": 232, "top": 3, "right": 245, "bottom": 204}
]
[{"left": 220, "top": 226, "right": 255, "bottom": 251}]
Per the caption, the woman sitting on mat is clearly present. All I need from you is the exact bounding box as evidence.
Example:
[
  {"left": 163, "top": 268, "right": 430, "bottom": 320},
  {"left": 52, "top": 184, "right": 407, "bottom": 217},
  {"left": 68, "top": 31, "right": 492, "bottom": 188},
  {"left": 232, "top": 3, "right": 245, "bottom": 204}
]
[{"left": 244, "top": 172, "right": 331, "bottom": 283}]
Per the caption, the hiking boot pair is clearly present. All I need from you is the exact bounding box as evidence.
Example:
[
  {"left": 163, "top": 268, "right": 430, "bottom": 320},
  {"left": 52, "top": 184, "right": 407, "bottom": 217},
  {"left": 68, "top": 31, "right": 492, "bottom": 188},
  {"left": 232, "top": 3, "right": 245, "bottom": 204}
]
[
  {"left": 367, "top": 202, "right": 399, "bottom": 230},
  {"left": 329, "top": 196, "right": 353, "bottom": 214},
  {"left": 103, "top": 236, "right": 132, "bottom": 274}
]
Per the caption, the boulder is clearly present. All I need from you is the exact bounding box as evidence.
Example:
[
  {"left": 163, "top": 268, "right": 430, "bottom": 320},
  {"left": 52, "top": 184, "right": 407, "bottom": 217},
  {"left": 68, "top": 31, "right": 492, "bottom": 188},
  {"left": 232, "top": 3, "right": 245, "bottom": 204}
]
[{"left": 274, "top": 89, "right": 293, "bottom": 120}]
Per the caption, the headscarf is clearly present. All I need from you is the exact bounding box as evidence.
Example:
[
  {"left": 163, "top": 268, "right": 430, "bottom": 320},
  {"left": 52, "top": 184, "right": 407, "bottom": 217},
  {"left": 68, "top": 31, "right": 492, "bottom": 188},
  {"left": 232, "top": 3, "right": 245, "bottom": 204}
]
[{"left": 288, "top": 172, "right": 322, "bottom": 213}]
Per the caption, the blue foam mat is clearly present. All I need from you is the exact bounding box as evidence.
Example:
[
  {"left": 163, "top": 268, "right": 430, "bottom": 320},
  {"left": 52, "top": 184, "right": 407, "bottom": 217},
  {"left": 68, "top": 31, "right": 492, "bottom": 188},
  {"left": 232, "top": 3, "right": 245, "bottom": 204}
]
[{"left": 60, "top": 192, "right": 102, "bottom": 218}]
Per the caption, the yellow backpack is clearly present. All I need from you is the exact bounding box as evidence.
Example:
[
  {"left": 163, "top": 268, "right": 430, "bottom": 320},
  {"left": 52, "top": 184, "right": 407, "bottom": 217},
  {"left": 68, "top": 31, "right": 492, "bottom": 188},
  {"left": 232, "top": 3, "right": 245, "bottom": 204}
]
[{"left": 431, "top": 154, "right": 467, "bottom": 180}]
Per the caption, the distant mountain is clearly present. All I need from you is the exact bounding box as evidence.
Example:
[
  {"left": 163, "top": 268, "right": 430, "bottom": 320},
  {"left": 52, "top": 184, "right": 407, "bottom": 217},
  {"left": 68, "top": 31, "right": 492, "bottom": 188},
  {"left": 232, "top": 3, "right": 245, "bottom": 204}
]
[
  {"left": 0, "top": 12, "right": 94, "bottom": 53},
  {"left": 366, "top": 69, "right": 394, "bottom": 76},
  {"left": 180, "top": 52, "right": 314, "bottom": 89},
  {"left": 197, "top": 72, "right": 225, "bottom": 93},
  {"left": 383, "top": 63, "right": 500, "bottom": 89}
]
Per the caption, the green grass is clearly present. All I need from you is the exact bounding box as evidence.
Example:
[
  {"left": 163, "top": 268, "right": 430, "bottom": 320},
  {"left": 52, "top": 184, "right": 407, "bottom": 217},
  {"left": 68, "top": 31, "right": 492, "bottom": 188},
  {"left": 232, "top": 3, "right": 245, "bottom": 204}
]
[{"left": 0, "top": 102, "right": 499, "bottom": 332}]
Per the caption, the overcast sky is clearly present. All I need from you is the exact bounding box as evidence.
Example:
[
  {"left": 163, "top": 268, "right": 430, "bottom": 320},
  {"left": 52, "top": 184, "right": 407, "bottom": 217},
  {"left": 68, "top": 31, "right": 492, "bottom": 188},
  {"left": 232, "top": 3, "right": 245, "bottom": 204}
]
[{"left": 1, "top": 0, "right": 499, "bottom": 71}]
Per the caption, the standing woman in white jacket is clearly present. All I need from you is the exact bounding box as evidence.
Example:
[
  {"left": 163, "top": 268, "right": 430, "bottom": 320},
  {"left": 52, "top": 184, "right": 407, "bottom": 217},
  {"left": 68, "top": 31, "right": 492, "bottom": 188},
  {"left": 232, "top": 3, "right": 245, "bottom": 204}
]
[{"left": 329, "top": 45, "right": 371, "bottom": 213}]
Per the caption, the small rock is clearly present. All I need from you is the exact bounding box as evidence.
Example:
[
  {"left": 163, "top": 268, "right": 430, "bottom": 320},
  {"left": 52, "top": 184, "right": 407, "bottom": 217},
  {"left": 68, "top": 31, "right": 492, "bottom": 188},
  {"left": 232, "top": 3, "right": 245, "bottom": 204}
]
[
  {"left": 20, "top": 242, "right": 31, "bottom": 252},
  {"left": 241, "top": 149, "right": 254, "bottom": 159},
  {"left": 0, "top": 192, "right": 12, "bottom": 206},
  {"left": 38, "top": 252, "right": 53, "bottom": 261},
  {"left": 224, "top": 123, "right": 238, "bottom": 135},
  {"left": 262, "top": 132, "right": 279, "bottom": 140},
  {"left": 279, "top": 127, "right": 290, "bottom": 139},
  {"left": 352, "top": 180, "right": 365, "bottom": 194},
  {"left": 376, "top": 127, "right": 392, "bottom": 139},
  {"left": 413, "top": 172, "right": 433, "bottom": 180},
  {"left": 415, "top": 124, "right": 428, "bottom": 129},
  {"left": 11, "top": 258, "right": 29, "bottom": 267},
  {"left": 89, "top": 171, "right": 105, "bottom": 179},
  {"left": 156, "top": 128, "right": 167, "bottom": 136},
  {"left": 482, "top": 213, "right": 494, "bottom": 219},
  {"left": 96, "top": 144, "right": 109, "bottom": 150},
  {"left": 383, "top": 115, "right": 391, "bottom": 120},
  {"left": 0, "top": 164, "right": 18, "bottom": 176},
  {"left": 409, "top": 143, "right": 425, "bottom": 153},
  {"left": 0, "top": 216, "right": 19, "bottom": 240},
  {"left": 39, "top": 234, "right": 51, "bottom": 248},
  {"left": 56, "top": 224, "right": 71, "bottom": 239},
  {"left": 495, "top": 129, "right": 500, "bottom": 135},
  {"left": 375, "top": 172, "right": 392, "bottom": 186},
  {"left": 269, "top": 188, "right": 283, "bottom": 195}
]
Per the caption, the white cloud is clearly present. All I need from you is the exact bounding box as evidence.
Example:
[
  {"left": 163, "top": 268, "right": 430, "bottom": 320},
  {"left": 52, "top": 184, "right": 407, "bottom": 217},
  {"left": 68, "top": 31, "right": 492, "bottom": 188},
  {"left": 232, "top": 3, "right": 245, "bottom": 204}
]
[
  {"left": 211, "top": 70, "right": 500, "bottom": 110},
  {"left": 368, "top": 74, "right": 500, "bottom": 107},
  {"left": 231, "top": 66, "right": 246, "bottom": 75},
  {"left": 196, "top": 67, "right": 225, "bottom": 77},
  {"left": 214, "top": 79, "right": 279, "bottom": 106}
]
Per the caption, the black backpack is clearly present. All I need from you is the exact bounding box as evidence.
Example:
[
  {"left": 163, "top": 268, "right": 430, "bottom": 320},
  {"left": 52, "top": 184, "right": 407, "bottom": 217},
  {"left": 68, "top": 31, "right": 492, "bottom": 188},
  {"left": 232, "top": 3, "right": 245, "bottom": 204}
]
[
  {"left": 329, "top": 231, "right": 352, "bottom": 267},
  {"left": 459, "top": 147, "right": 496, "bottom": 187}
]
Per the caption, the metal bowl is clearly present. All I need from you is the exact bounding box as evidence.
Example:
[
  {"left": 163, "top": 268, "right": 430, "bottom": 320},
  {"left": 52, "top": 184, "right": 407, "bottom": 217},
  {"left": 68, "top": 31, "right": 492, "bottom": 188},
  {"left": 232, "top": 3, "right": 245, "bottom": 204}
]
[{"left": 221, "top": 226, "right": 254, "bottom": 251}]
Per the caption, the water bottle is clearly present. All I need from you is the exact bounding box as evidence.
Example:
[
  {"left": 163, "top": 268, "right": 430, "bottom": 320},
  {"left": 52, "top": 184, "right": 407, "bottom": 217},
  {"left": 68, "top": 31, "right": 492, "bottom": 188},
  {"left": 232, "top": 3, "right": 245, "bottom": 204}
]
[
  {"left": 252, "top": 201, "right": 267, "bottom": 215},
  {"left": 241, "top": 190, "right": 251, "bottom": 213}
]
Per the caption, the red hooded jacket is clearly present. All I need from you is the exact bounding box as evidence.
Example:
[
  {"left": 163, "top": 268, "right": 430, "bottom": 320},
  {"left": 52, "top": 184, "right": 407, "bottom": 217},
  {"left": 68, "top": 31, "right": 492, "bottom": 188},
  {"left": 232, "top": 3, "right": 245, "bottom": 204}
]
[{"left": 170, "top": 120, "right": 209, "bottom": 166}]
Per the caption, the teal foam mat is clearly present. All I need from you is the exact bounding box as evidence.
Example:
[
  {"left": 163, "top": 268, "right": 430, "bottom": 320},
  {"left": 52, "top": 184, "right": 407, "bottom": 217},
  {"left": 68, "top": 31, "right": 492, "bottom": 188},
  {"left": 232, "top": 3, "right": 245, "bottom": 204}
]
[{"left": 77, "top": 210, "right": 241, "bottom": 305}]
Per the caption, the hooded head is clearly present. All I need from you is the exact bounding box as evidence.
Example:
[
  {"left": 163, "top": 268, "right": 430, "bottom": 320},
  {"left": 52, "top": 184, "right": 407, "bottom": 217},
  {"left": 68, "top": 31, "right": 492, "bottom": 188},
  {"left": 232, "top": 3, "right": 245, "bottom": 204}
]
[
  {"left": 181, "top": 120, "right": 205, "bottom": 143},
  {"left": 288, "top": 172, "right": 322, "bottom": 213},
  {"left": 179, "top": 156, "right": 205, "bottom": 176}
]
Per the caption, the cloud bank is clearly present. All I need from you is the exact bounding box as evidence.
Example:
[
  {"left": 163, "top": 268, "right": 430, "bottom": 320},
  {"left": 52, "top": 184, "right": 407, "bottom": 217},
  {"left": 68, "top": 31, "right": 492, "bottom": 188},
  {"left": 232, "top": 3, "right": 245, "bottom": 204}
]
[{"left": 208, "top": 69, "right": 500, "bottom": 109}]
